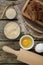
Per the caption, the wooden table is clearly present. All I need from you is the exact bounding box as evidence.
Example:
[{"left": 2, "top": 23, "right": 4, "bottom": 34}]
[{"left": 0, "top": 0, "right": 43, "bottom": 65}]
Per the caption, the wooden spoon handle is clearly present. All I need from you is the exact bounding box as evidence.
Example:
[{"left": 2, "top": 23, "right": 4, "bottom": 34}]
[
  {"left": 25, "top": 22, "right": 43, "bottom": 39},
  {"left": 25, "top": 21, "right": 43, "bottom": 34},
  {"left": 1, "top": 2, "right": 15, "bottom": 18}
]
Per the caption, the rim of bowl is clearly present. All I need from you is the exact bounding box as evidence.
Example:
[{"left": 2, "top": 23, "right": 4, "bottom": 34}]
[{"left": 19, "top": 35, "right": 34, "bottom": 50}]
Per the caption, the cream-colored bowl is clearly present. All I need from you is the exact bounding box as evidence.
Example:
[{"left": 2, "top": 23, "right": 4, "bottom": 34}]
[
  {"left": 4, "top": 22, "right": 20, "bottom": 39},
  {"left": 6, "top": 8, "right": 16, "bottom": 19},
  {"left": 19, "top": 35, "right": 34, "bottom": 50}
]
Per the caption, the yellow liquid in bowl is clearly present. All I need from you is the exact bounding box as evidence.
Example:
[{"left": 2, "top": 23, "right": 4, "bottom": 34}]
[{"left": 21, "top": 37, "right": 32, "bottom": 48}]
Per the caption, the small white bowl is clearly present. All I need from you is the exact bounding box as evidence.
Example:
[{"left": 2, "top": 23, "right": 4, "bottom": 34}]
[
  {"left": 6, "top": 8, "right": 17, "bottom": 19},
  {"left": 19, "top": 35, "right": 34, "bottom": 50}
]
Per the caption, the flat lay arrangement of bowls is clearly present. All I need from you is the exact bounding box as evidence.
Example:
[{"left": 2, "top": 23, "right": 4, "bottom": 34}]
[{"left": 0, "top": 0, "right": 43, "bottom": 65}]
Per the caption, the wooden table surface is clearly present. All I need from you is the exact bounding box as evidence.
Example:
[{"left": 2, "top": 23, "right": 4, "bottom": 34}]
[{"left": 0, "top": 0, "right": 43, "bottom": 65}]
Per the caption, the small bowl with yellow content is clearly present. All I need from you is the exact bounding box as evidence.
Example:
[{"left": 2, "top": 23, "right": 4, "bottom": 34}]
[{"left": 19, "top": 35, "right": 34, "bottom": 50}]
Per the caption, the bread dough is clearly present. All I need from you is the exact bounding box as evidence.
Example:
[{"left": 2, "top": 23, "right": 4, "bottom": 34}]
[
  {"left": 6, "top": 8, "right": 16, "bottom": 19},
  {"left": 4, "top": 22, "right": 20, "bottom": 39}
]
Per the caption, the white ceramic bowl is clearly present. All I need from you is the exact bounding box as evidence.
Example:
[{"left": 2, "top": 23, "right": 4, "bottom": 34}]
[
  {"left": 4, "top": 22, "right": 20, "bottom": 39},
  {"left": 19, "top": 35, "right": 34, "bottom": 50},
  {"left": 6, "top": 8, "right": 16, "bottom": 19}
]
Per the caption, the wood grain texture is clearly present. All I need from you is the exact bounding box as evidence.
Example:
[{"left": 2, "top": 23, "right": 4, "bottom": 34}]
[{"left": 0, "top": 0, "right": 43, "bottom": 64}]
